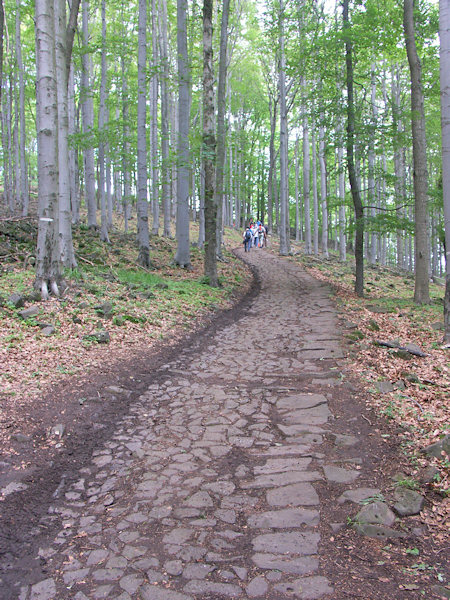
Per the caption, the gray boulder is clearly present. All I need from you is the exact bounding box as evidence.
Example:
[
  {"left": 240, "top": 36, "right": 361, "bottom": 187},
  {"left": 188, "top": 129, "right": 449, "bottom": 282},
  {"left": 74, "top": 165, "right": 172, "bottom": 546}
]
[
  {"left": 8, "top": 293, "right": 25, "bottom": 308},
  {"left": 422, "top": 435, "right": 450, "bottom": 459},
  {"left": 355, "top": 501, "right": 396, "bottom": 527},
  {"left": 393, "top": 488, "right": 425, "bottom": 517},
  {"left": 18, "top": 305, "right": 39, "bottom": 319}
]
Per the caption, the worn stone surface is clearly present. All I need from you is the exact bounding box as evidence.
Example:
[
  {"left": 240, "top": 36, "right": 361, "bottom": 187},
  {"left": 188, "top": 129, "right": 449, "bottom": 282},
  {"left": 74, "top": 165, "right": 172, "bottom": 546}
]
[
  {"left": 355, "top": 501, "right": 396, "bottom": 527},
  {"left": 393, "top": 488, "right": 425, "bottom": 516}
]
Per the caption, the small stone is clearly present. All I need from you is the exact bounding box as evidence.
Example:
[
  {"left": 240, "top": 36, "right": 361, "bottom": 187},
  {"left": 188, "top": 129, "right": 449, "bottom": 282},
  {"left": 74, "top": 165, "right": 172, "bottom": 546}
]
[
  {"left": 119, "top": 574, "right": 144, "bottom": 595},
  {"left": 9, "top": 293, "right": 25, "bottom": 308},
  {"left": 355, "top": 501, "right": 396, "bottom": 527},
  {"left": 30, "top": 578, "right": 56, "bottom": 600},
  {"left": 246, "top": 576, "right": 268, "bottom": 597},
  {"left": 41, "top": 326, "right": 55, "bottom": 336},
  {"left": 18, "top": 305, "right": 40, "bottom": 319},
  {"left": 338, "top": 488, "right": 381, "bottom": 504},
  {"left": 355, "top": 523, "right": 407, "bottom": 539},
  {"left": 11, "top": 432, "right": 32, "bottom": 443},
  {"left": 431, "top": 585, "right": 450, "bottom": 599},
  {"left": 274, "top": 576, "right": 333, "bottom": 599},
  {"left": 393, "top": 488, "right": 425, "bottom": 516},
  {"left": 419, "top": 466, "right": 439, "bottom": 483},
  {"left": 422, "top": 435, "right": 450, "bottom": 459},
  {"left": 374, "top": 380, "right": 395, "bottom": 394},
  {"left": 165, "top": 560, "right": 183, "bottom": 576},
  {"left": 49, "top": 424, "right": 65, "bottom": 438},
  {"left": 141, "top": 585, "right": 193, "bottom": 599},
  {"left": 323, "top": 465, "right": 359, "bottom": 483}
]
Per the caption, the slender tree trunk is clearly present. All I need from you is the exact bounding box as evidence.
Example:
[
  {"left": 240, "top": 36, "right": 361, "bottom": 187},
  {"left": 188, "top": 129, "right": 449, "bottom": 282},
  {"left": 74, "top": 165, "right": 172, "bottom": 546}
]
[
  {"left": 302, "top": 97, "right": 311, "bottom": 254},
  {"left": 16, "top": 0, "right": 28, "bottom": 216},
  {"left": 68, "top": 64, "right": 80, "bottom": 224},
  {"left": 319, "top": 115, "right": 328, "bottom": 258},
  {"left": 343, "top": 0, "right": 364, "bottom": 296},
  {"left": 404, "top": 0, "right": 430, "bottom": 304},
  {"left": 268, "top": 96, "right": 277, "bottom": 235},
  {"left": 122, "top": 56, "right": 131, "bottom": 233},
  {"left": 174, "top": 0, "right": 191, "bottom": 267},
  {"left": 214, "top": 0, "right": 231, "bottom": 258},
  {"left": 440, "top": 0, "right": 450, "bottom": 341},
  {"left": 81, "top": 0, "right": 96, "bottom": 229},
  {"left": 368, "top": 62, "right": 377, "bottom": 264},
  {"left": 160, "top": 0, "right": 171, "bottom": 237},
  {"left": 198, "top": 159, "right": 205, "bottom": 247},
  {"left": 202, "top": 0, "right": 218, "bottom": 286},
  {"left": 312, "top": 127, "right": 319, "bottom": 255},
  {"left": 295, "top": 136, "right": 300, "bottom": 241},
  {"left": 137, "top": 0, "right": 150, "bottom": 264},
  {"left": 278, "top": 0, "right": 289, "bottom": 255},
  {"left": 151, "top": 0, "right": 160, "bottom": 235},
  {"left": 35, "top": 0, "right": 60, "bottom": 299},
  {"left": 98, "top": 0, "right": 110, "bottom": 244}
]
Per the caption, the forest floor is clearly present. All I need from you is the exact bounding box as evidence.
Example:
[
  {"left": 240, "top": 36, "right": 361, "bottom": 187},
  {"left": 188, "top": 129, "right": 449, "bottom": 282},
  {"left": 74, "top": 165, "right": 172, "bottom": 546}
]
[{"left": 0, "top": 220, "right": 448, "bottom": 599}]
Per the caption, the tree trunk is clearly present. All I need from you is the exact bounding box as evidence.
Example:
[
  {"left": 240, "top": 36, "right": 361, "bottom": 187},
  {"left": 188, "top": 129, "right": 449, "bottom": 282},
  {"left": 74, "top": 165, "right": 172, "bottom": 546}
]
[
  {"left": 343, "top": 0, "right": 364, "bottom": 297},
  {"left": 295, "top": 135, "right": 300, "bottom": 241},
  {"left": 81, "top": 0, "right": 97, "bottom": 229},
  {"left": 312, "top": 127, "right": 319, "bottom": 255},
  {"left": 278, "top": 0, "right": 289, "bottom": 255},
  {"left": 150, "top": 0, "right": 160, "bottom": 236},
  {"left": 214, "top": 0, "right": 231, "bottom": 258},
  {"left": 404, "top": 0, "right": 430, "bottom": 304},
  {"left": 137, "top": 0, "right": 150, "bottom": 264},
  {"left": 98, "top": 0, "right": 110, "bottom": 244},
  {"left": 68, "top": 64, "right": 80, "bottom": 224},
  {"left": 302, "top": 96, "right": 311, "bottom": 254},
  {"left": 319, "top": 116, "right": 328, "bottom": 258},
  {"left": 55, "top": 0, "right": 77, "bottom": 267},
  {"left": 368, "top": 62, "right": 377, "bottom": 264},
  {"left": 160, "top": 0, "right": 171, "bottom": 237},
  {"left": 440, "top": 0, "right": 450, "bottom": 341},
  {"left": 174, "top": 0, "right": 191, "bottom": 267},
  {"left": 16, "top": 0, "right": 28, "bottom": 216},
  {"left": 202, "top": 0, "right": 218, "bottom": 286},
  {"left": 122, "top": 55, "right": 131, "bottom": 233},
  {"left": 267, "top": 95, "right": 277, "bottom": 235},
  {"left": 35, "top": 0, "right": 60, "bottom": 299}
]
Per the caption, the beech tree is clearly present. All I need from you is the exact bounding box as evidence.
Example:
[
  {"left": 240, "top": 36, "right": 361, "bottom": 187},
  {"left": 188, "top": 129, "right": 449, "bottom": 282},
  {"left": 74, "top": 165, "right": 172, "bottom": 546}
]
[
  {"left": 440, "top": 0, "right": 450, "bottom": 342},
  {"left": 202, "top": 0, "right": 218, "bottom": 286},
  {"left": 174, "top": 0, "right": 191, "bottom": 268}
]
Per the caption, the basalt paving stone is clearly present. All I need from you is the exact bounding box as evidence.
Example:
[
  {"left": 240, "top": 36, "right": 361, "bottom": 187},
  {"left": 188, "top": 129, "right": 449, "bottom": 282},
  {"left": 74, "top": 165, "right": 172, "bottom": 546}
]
[{"left": 18, "top": 250, "right": 345, "bottom": 600}]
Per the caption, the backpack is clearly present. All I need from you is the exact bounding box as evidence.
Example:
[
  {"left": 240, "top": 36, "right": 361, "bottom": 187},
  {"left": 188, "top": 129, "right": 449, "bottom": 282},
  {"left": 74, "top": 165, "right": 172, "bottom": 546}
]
[{"left": 245, "top": 229, "right": 252, "bottom": 240}]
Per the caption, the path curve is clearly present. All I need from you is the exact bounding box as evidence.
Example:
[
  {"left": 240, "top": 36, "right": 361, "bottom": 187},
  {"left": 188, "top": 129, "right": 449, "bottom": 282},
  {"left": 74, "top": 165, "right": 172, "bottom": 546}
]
[{"left": 17, "top": 248, "right": 349, "bottom": 600}]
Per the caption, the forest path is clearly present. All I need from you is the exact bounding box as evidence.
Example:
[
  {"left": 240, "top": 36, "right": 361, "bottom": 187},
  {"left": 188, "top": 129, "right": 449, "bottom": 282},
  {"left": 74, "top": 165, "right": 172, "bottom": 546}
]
[{"left": 9, "top": 248, "right": 404, "bottom": 600}]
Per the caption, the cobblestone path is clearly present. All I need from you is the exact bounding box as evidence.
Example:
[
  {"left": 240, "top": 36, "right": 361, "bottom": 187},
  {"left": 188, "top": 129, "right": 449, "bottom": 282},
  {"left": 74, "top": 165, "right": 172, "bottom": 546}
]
[{"left": 20, "top": 249, "right": 348, "bottom": 600}]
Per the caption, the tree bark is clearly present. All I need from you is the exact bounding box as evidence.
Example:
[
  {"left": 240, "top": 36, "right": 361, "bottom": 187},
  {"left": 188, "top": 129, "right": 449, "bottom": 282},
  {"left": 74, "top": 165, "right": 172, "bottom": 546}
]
[
  {"left": 98, "top": 0, "right": 110, "bottom": 244},
  {"left": 440, "top": 0, "right": 450, "bottom": 341},
  {"left": 137, "top": 0, "right": 150, "bottom": 264},
  {"left": 214, "top": 0, "right": 231, "bottom": 258},
  {"left": 404, "top": 0, "right": 430, "bottom": 304},
  {"left": 35, "top": 0, "right": 60, "bottom": 299},
  {"left": 319, "top": 114, "right": 328, "bottom": 258},
  {"left": 202, "top": 0, "right": 218, "bottom": 286},
  {"left": 160, "top": 0, "right": 171, "bottom": 237},
  {"left": 81, "top": 0, "right": 97, "bottom": 229},
  {"left": 343, "top": 0, "right": 364, "bottom": 297},
  {"left": 16, "top": 0, "right": 28, "bottom": 216},
  {"left": 150, "top": 0, "right": 160, "bottom": 235},
  {"left": 174, "top": 0, "right": 191, "bottom": 267},
  {"left": 55, "top": 0, "right": 77, "bottom": 267}
]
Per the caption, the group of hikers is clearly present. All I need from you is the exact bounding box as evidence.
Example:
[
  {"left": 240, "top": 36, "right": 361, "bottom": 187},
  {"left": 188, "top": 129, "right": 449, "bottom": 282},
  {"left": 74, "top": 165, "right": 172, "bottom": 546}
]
[{"left": 242, "top": 220, "right": 268, "bottom": 252}]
